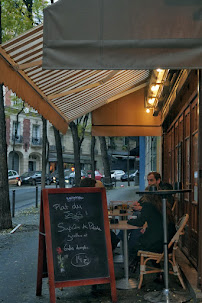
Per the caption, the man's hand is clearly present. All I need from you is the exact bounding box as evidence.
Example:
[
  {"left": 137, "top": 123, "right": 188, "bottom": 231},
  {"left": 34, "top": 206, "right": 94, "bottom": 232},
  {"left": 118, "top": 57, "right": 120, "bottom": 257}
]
[
  {"left": 131, "top": 201, "right": 142, "bottom": 211},
  {"left": 140, "top": 222, "right": 148, "bottom": 234}
]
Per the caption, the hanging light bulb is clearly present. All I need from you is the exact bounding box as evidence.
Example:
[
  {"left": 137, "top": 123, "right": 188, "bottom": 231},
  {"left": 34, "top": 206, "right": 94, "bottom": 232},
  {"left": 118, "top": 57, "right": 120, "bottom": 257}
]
[
  {"left": 148, "top": 98, "right": 155, "bottom": 105},
  {"left": 156, "top": 68, "right": 163, "bottom": 72},
  {"left": 151, "top": 84, "right": 159, "bottom": 92}
]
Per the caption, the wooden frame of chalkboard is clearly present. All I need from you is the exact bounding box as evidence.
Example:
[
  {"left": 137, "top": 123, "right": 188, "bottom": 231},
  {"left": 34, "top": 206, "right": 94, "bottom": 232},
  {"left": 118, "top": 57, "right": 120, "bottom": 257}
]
[{"left": 36, "top": 187, "right": 117, "bottom": 303}]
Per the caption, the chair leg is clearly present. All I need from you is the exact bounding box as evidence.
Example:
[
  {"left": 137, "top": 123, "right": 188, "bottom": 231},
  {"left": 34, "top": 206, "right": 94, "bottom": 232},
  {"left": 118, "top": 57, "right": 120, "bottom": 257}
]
[
  {"left": 177, "top": 271, "right": 186, "bottom": 289},
  {"left": 138, "top": 255, "right": 144, "bottom": 289},
  {"left": 170, "top": 258, "right": 186, "bottom": 289}
]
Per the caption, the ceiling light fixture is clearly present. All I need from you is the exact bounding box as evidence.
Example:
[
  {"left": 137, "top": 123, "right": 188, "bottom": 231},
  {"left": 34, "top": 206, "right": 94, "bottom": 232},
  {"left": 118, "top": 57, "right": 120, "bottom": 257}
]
[
  {"left": 151, "top": 84, "right": 160, "bottom": 92},
  {"left": 148, "top": 98, "right": 155, "bottom": 105}
]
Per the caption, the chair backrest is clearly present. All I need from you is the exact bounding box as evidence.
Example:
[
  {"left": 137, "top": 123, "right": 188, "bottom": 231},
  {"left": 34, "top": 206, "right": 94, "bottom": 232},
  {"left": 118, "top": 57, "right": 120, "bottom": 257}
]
[
  {"left": 171, "top": 196, "right": 178, "bottom": 212},
  {"left": 168, "top": 214, "right": 189, "bottom": 250}
]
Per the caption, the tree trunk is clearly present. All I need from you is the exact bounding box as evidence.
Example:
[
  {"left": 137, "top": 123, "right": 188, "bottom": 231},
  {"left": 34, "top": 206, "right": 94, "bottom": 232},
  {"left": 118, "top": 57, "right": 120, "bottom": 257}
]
[
  {"left": 0, "top": 2, "right": 12, "bottom": 230},
  {"left": 22, "top": 0, "right": 33, "bottom": 24},
  {"left": 0, "top": 83, "right": 12, "bottom": 230},
  {"left": 53, "top": 126, "right": 65, "bottom": 188},
  {"left": 90, "top": 136, "right": 96, "bottom": 179},
  {"left": 69, "top": 121, "right": 81, "bottom": 186},
  {"left": 99, "top": 137, "right": 111, "bottom": 184},
  {"left": 12, "top": 104, "right": 24, "bottom": 170}
]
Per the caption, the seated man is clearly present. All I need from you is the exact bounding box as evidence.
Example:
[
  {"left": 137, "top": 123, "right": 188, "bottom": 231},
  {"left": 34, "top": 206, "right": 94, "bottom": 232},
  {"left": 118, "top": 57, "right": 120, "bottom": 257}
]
[
  {"left": 117, "top": 172, "right": 173, "bottom": 259},
  {"left": 127, "top": 192, "right": 176, "bottom": 274}
]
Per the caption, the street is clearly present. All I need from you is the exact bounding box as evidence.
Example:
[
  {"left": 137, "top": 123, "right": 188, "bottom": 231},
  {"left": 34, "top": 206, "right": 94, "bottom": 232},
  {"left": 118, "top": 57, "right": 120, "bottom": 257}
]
[
  {"left": 9, "top": 181, "right": 138, "bottom": 214},
  {"left": 9, "top": 184, "right": 55, "bottom": 213}
]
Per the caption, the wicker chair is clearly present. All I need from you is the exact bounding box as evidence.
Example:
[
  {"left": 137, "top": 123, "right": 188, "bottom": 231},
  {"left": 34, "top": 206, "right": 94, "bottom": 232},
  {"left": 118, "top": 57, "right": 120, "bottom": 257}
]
[{"left": 137, "top": 214, "right": 189, "bottom": 289}]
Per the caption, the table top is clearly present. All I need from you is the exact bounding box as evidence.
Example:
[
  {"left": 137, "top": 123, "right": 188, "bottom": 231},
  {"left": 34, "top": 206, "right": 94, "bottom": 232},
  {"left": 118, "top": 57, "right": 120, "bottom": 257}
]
[
  {"left": 136, "top": 189, "right": 191, "bottom": 195},
  {"left": 108, "top": 211, "right": 131, "bottom": 216},
  {"left": 110, "top": 220, "right": 140, "bottom": 230},
  {"left": 110, "top": 200, "right": 134, "bottom": 204}
]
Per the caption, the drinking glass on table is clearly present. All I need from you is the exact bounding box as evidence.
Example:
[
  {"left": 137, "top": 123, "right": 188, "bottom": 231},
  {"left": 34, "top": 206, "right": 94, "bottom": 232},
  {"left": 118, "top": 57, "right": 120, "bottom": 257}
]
[{"left": 109, "top": 201, "right": 114, "bottom": 212}]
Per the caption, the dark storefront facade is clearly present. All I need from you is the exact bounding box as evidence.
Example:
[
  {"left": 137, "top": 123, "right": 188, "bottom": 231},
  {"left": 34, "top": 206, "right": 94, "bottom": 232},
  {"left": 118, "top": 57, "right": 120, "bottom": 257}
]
[{"left": 162, "top": 71, "right": 201, "bottom": 278}]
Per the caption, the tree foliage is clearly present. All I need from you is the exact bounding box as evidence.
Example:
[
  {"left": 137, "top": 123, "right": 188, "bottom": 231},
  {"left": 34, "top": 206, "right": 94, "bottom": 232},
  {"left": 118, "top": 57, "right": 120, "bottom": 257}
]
[{"left": 1, "top": 0, "right": 49, "bottom": 42}]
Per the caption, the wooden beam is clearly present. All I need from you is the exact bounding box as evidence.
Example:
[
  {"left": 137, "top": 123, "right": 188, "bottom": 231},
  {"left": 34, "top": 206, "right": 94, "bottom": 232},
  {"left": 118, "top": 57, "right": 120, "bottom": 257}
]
[
  {"left": 0, "top": 46, "right": 69, "bottom": 133},
  {"left": 47, "top": 82, "right": 101, "bottom": 100},
  {"left": 106, "top": 82, "right": 148, "bottom": 104},
  {"left": 14, "top": 60, "right": 42, "bottom": 70},
  {"left": 47, "top": 70, "right": 120, "bottom": 101}
]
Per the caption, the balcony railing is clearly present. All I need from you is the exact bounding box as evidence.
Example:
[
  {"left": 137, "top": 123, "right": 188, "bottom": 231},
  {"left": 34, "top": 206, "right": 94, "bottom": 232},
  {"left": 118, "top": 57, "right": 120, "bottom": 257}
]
[{"left": 31, "top": 137, "right": 42, "bottom": 146}]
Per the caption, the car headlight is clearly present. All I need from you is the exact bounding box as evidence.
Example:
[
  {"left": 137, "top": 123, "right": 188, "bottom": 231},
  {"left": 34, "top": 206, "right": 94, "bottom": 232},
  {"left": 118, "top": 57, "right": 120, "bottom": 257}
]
[{"left": 65, "top": 179, "right": 69, "bottom": 184}]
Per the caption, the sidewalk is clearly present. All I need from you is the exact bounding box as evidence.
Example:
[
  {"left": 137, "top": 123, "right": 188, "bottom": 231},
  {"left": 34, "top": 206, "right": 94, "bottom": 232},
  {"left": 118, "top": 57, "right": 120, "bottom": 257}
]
[{"left": 0, "top": 186, "right": 200, "bottom": 303}]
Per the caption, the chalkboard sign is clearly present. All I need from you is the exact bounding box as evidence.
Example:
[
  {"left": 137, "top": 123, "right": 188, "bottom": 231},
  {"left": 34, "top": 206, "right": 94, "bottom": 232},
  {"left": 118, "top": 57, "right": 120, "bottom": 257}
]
[
  {"left": 49, "top": 191, "right": 109, "bottom": 281},
  {"left": 36, "top": 188, "right": 117, "bottom": 303}
]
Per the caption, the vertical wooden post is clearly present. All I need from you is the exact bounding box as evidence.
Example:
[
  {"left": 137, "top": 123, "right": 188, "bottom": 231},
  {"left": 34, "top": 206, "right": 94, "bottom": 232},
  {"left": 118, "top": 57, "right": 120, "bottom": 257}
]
[
  {"left": 36, "top": 196, "right": 45, "bottom": 296},
  {"left": 198, "top": 69, "right": 202, "bottom": 290}
]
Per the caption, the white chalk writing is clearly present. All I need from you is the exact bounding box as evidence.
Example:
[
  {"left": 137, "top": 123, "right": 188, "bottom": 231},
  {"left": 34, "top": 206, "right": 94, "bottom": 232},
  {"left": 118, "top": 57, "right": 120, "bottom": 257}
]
[
  {"left": 72, "top": 202, "right": 82, "bottom": 210},
  {"left": 71, "top": 253, "right": 91, "bottom": 267},
  {"left": 64, "top": 211, "right": 83, "bottom": 221},
  {"left": 66, "top": 196, "right": 84, "bottom": 202},
  {"left": 76, "top": 244, "right": 89, "bottom": 251},
  {"left": 52, "top": 203, "right": 69, "bottom": 211},
  {"left": 65, "top": 232, "right": 83, "bottom": 242},
  {"left": 57, "top": 222, "right": 80, "bottom": 233},
  {"left": 64, "top": 244, "right": 74, "bottom": 251}
]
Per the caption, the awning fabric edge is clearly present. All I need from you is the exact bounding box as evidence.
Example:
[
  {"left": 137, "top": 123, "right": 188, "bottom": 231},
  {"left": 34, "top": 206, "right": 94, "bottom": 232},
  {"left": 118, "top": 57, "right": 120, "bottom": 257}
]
[{"left": 0, "top": 53, "right": 68, "bottom": 134}]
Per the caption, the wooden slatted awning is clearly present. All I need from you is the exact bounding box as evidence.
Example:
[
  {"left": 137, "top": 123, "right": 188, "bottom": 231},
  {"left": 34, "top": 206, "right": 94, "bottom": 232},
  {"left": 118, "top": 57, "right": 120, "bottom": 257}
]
[{"left": 0, "top": 24, "right": 150, "bottom": 134}]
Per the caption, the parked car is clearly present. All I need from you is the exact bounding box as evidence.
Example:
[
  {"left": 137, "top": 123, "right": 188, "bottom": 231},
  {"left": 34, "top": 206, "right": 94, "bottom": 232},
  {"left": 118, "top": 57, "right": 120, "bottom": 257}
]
[
  {"left": 19, "top": 171, "right": 50, "bottom": 186},
  {"left": 52, "top": 169, "right": 71, "bottom": 184},
  {"left": 8, "top": 170, "right": 21, "bottom": 186},
  {"left": 87, "top": 170, "right": 103, "bottom": 181},
  {"left": 121, "top": 170, "right": 139, "bottom": 182},
  {"left": 67, "top": 170, "right": 88, "bottom": 185},
  {"left": 110, "top": 170, "right": 125, "bottom": 181},
  {"left": 19, "top": 171, "right": 41, "bottom": 186}
]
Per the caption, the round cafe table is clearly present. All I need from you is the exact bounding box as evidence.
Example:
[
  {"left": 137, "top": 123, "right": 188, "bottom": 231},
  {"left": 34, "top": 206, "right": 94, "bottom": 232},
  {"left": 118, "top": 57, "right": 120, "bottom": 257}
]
[
  {"left": 109, "top": 209, "right": 132, "bottom": 264},
  {"left": 110, "top": 221, "right": 140, "bottom": 289},
  {"left": 136, "top": 188, "right": 191, "bottom": 303}
]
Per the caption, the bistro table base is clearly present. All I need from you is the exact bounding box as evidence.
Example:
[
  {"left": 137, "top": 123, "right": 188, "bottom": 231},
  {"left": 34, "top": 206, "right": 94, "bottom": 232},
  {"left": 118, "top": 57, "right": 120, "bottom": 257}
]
[
  {"left": 116, "top": 278, "right": 137, "bottom": 289},
  {"left": 144, "top": 289, "right": 189, "bottom": 303}
]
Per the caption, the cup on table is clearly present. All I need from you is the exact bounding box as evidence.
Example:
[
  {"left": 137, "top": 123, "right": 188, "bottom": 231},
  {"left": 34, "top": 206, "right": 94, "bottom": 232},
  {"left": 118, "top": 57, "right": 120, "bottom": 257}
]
[
  {"left": 113, "top": 209, "right": 120, "bottom": 215},
  {"left": 122, "top": 204, "right": 127, "bottom": 210},
  {"left": 128, "top": 215, "right": 137, "bottom": 220},
  {"left": 109, "top": 202, "right": 114, "bottom": 212}
]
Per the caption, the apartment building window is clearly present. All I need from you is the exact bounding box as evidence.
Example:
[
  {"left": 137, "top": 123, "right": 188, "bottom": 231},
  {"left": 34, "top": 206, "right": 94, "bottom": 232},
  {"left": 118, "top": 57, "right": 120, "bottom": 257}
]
[
  {"left": 12, "top": 121, "right": 21, "bottom": 142},
  {"left": 32, "top": 124, "right": 41, "bottom": 145}
]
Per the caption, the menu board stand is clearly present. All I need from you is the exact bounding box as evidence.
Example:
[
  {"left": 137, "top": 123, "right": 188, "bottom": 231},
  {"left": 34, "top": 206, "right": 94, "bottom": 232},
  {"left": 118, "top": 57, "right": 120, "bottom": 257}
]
[{"left": 36, "top": 188, "right": 117, "bottom": 303}]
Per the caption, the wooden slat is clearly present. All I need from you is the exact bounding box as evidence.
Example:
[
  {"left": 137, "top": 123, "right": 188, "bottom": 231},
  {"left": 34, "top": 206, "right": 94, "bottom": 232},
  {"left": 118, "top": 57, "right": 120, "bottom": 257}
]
[{"left": 14, "top": 59, "right": 42, "bottom": 70}]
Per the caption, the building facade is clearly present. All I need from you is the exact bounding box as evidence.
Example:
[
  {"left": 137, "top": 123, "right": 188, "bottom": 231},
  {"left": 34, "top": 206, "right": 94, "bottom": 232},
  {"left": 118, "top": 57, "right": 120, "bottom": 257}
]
[
  {"left": 4, "top": 88, "right": 104, "bottom": 175},
  {"left": 5, "top": 88, "right": 138, "bottom": 176}
]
